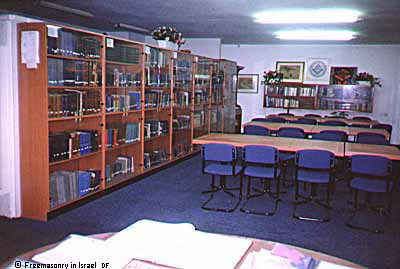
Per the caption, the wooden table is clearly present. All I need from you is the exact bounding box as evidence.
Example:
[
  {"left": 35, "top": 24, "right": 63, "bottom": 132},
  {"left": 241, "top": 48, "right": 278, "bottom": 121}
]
[
  {"left": 267, "top": 115, "right": 379, "bottom": 127},
  {"left": 245, "top": 122, "right": 390, "bottom": 140},
  {"left": 193, "top": 133, "right": 345, "bottom": 157},
  {"left": 345, "top": 143, "right": 400, "bottom": 160},
  {"left": 2, "top": 233, "right": 365, "bottom": 269}
]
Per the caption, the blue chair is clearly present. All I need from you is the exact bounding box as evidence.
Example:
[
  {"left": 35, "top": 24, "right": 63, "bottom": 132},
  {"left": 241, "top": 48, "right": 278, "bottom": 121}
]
[
  {"left": 304, "top": 114, "right": 322, "bottom": 118},
  {"left": 356, "top": 132, "right": 389, "bottom": 145},
  {"left": 240, "top": 145, "right": 281, "bottom": 216},
  {"left": 346, "top": 155, "right": 393, "bottom": 233},
  {"left": 291, "top": 118, "right": 317, "bottom": 125},
  {"left": 277, "top": 127, "right": 306, "bottom": 138},
  {"left": 251, "top": 117, "right": 269, "bottom": 122},
  {"left": 352, "top": 116, "right": 372, "bottom": 121},
  {"left": 372, "top": 123, "right": 392, "bottom": 136},
  {"left": 278, "top": 112, "right": 295, "bottom": 116},
  {"left": 350, "top": 123, "right": 370, "bottom": 128},
  {"left": 264, "top": 117, "right": 287, "bottom": 123},
  {"left": 319, "top": 120, "right": 347, "bottom": 126},
  {"left": 312, "top": 130, "right": 348, "bottom": 142},
  {"left": 244, "top": 125, "right": 270, "bottom": 136},
  {"left": 201, "top": 143, "right": 243, "bottom": 212},
  {"left": 293, "top": 150, "right": 335, "bottom": 222}
]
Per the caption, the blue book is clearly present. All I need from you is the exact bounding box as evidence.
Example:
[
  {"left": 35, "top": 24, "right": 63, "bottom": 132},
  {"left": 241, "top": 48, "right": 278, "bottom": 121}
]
[
  {"left": 106, "top": 95, "right": 114, "bottom": 112},
  {"left": 107, "top": 129, "right": 113, "bottom": 148},
  {"left": 76, "top": 171, "right": 91, "bottom": 197},
  {"left": 79, "top": 132, "right": 91, "bottom": 155}
]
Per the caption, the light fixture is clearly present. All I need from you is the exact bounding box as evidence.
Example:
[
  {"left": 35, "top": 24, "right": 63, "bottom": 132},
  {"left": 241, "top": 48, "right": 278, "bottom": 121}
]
[
  {"left": 254, "top": 9, "right": 361, "bottom": 24},
  {"left": 39, "top": 1, "right": 94, "bottom": 18},
  {"left": 275, "top": 30, "right": 357, "bottom": 41},
  {"left": 114, "top": 23, "right": 149, "bottom": 33}
]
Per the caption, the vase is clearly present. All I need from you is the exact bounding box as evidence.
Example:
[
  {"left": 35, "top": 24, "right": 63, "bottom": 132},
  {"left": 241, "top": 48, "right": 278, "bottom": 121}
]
[{"left": 357, "top": 80, "right": 371, "bottom": 87}]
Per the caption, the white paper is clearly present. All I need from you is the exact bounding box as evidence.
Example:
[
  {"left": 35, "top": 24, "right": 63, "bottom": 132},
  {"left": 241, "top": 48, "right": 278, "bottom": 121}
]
[
  {"left": 21, "top": 31, "right": 40, "bottom": 69},
  {"left": 318, "top": 261, "right": 357, "bottom": 269},
  {"left": 145, "top": 46, "right": 151, "bottom": 54},
  {"left": 46, "top": 25, "right": 60, "bottom": 38},
  {"left": 106, "top": 38, "right": 114, "bottom": 48}
]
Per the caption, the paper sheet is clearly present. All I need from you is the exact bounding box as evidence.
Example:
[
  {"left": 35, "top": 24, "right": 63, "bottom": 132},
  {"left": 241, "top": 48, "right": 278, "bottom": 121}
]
[{"left": 21, "top": 31, "right": 40, "bottom": 69}]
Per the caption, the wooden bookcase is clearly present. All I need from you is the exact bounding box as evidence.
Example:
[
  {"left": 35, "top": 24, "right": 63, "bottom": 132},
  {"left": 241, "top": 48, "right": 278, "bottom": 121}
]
[
  {"left": 17, "top": 22, "right": 237, "bottom": 221},
  {"left": 263, "top": 83, "right": 318, "bottom": 109}
]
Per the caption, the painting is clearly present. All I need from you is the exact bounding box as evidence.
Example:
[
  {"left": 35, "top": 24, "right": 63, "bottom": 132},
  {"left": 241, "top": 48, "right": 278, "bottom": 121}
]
[
  {"left": 304, "top": 58, "right": 330, "bottom": 84},
  {"left": 237, "top": 74, "right": 259, "bottom": 93},
  {"left": 276, "top": 61, "right": 305, "bottom": 83},
  {"left": 330, "top": 66, "right": 358, "bottom": 85}
]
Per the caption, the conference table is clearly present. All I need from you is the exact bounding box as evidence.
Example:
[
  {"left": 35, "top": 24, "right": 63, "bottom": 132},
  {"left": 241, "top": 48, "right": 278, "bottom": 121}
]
[
  {"left": 244, "top": 121, "right": 391, "bottom": 140},
  {"left": 266, "top": 115, "right": 379, "bottom": 127},
  {"left": 2, "top": 232, "right": 366, "bottom": 269},
  {"left": 193, "top": 133, "right": 400, "bottom": 160}
]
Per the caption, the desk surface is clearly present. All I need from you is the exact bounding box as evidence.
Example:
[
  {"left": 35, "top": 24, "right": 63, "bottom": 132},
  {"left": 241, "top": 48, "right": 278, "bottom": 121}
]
[
  {"left": 346, "top": 143, "right": 400, "bottom": 160},
  {"left": 193, "top": 133, "right": 345, "bottom": 157},
  {"left": 3, "top": 233, "right": 365, "bottom": 269},
  {"left": 245, "top": 122, "right": 390, "bottom": 140}
]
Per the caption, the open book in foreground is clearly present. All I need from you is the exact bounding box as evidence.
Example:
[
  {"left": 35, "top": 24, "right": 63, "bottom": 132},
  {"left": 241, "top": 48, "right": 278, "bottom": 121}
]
[{"left": 33, "top": 219, "right": 252, "bottom": 269}]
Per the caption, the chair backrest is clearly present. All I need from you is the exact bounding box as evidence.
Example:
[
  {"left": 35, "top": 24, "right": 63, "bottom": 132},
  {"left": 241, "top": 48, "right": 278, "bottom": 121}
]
[
  {"left": 264, "top": 117, "right": 287, "bottom": 123},
  {"left": 372, "top": 123, "right": 392, "bottom": 134},
  {"left": 352, "top": 116, "right": 372, "bottom": 121},
  {"left": 244, "top": 125, "right": 270, "bottom": 136},
  {"left": 243, "top": 145, "right": 278, "bottom": 165},
  {"left": 278, "top": 112, "right": 295, "bottom": 116},
  {"left": 304, "top": 114, "right": 322, "bottom": 118},
  {"left": 319, "top": 120, "right": 347, "bottom": 126},
  {"left": 351, "top": 155, "right": 389, "bottom": 177},
  {"left": 296, "top": 149, "right": 334, "bottom": 170},
  {"left": 292, "top": 118, "right": 317, "bottom": 125},
  {"left": 350, "top": 124, "right": 370, "bottom": 128},
  {"left": 312, "top": 130, "right": 347, "bottom": 142},
  {"left": 278, "top": 127, "right": 305, "bottom": 138},
  {"left": 251, "top": 117, "right": 269, "bottom": 122},
  {"left": 202, "top": 143, "right": 235, "bottom": 162},
  {"left": 356, "top": 132, "right": 389, "bottom": 145}
]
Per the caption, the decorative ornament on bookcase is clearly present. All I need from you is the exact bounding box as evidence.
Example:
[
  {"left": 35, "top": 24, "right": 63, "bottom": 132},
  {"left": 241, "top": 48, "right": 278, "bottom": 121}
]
[
  {"left": 263, "top": 70, "right": 283, "bottom": 86},
  {"left": 355, "top": 72, "right": 382, "bottom": 88},
  {"left": 152, "top": 26, "right": 186, "bottom": 51}
]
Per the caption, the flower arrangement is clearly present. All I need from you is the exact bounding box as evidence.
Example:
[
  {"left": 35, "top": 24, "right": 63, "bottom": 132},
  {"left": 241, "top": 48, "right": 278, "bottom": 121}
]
[
  {"left": 263, "top": 70, "right": 283, "bottom": 85},
  {"left": 355, "top": 72, "right": 382, "bottom": 87},
  {"left": 152, "top": 26, "right": 185, "bottom": 47}
]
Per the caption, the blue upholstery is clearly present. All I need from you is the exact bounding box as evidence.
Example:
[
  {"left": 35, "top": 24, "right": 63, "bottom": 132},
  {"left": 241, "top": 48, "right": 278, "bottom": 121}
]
[
  {"left": 312, "top": 130, "right": 347, "bottom": 142},
  {"left": 278, "top": 127, "right": 305, "bottom": 138},
  {"left": 292, "top": 118, "right": 317, "bottom": 125},
  {"left": 204, "top": 163, "right": 242, "bottom": 176},
  {"left": 356, "top": 132, "right": 389, "bottom": 145},
  {"left": 351, "top": 178, "right": 393, "bottom": 193},
  {"left": 297, "top": 150, "right": 334, "bottom": 170},
  {"left": 244, "top": 166, "right": 280, "bottom": 178},
  {"left": 264, "top": 117, "right": 286, "bottom": 123},
  {"left": 351, "top": 155, "right": 389, "bottom": 177},
  {"left": 251, "top": 117, "right": 269, "bottom": 122},
  {"left": 304, "top": 114, "right": 322, "bottom": 118},
  {"left": 319, "top": 120, "right": 347, "bottom": 126},
  {"left": 278, "top": 113, "right": 294, "bottom": 116},
  {"left": 244, "top": 125, "right": 270, "bottom": 136},
  {"left": 244, "top": 145, "right": 277, "bottom": 164},
  {"left": 350, "top": 124, "right": 370, "bottom": 128},
  {"left": 203, "top": 143, "right": 234, "bottom": 162},
  {"left": 372, "top": 123, "right": 392, "bottom": 135},
  {"left": 297, "top": 170, "right": 331, "bottom": 183},
  {"left": 352, "top": 116, "right": 372, "bottom": 121}
]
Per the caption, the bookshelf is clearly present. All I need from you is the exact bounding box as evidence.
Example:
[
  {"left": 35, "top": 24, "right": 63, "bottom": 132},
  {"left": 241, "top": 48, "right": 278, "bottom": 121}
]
[
  {"left": 209, "top": 59, "right": 224, "bottom": 133},
  {"left": 263, "top": 83, "right": 374, "bottom": 113},
  {"left": 17, "top": 22, "right": 237, "bottom": 221},
  {"left": 220, "top": 59, "right": 238, "bottom": 133}
]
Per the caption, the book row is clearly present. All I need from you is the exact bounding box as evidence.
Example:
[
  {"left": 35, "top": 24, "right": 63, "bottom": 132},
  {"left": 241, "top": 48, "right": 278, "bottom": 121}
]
[
  {"left": 174, "top": 91, "right": 191, "bottom": 107},
  {"left": 265, "top": 86, "right": 317, "bottom": 97},
  {"left": 145, "top": 91, "right": 171, "bottom": 109},
  {"left": 49, "top": 130, "right": 99, "bottom": 162},
  {"left": 106, "top": 91, "right": 141, "bottom": 112},
  {"left": 106, "top": 67, "right": 142, "bottom": 87},
  {"left": 107, "top": 122, "right": 140, "bottom": 148},
  {"left": 146, "top": 71, "right": 171, "bottom": 87},
  {"left": 144, "top": 120, "right": 169, "bottom": 138},
  {"left": 105, "top": 155, "right": 135, "bottom": 183},
  {"left": 173, "top": 115, "right": 191, "bottom": 130},
  {"left": 106, "top": 41, "right": 140, "bottom": 64},
  {"left": 264, "top": 97, "right": 300, "bottom": 108},
  {"left": 144, "top": 149, "right": 168, "bottom": 169},
  {"left": 49, "top": 169, "right": 101, "bottom": 208},
  {"left": 193, "top": 110, "right": 207, "bottom": 128}
]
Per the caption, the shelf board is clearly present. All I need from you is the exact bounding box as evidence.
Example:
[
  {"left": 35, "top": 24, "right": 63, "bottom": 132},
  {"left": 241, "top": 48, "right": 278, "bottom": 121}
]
[
  {"left": 48, "top": 54, "right": 101, "bottom": 62},
  {"left": 144, "top": 106, "right": 171, "bottom": 112},
  {"left": 106, "top": 60, "right": 141, "bottom": 66},
  {"left": 106, "top": 110, "right": 142, "bottom": 116},
  {"left": 49, "top": 151, "right": 101, "bottom": 166},
  {"left": 144, "top": 160, "right": 172, "bottom": 172},
  {"left": 48, "top": 113, "right": 102, "bottom": 122},
  {"left": 48, "top": 86, "right": 102, "bottom": 90},
  {"left": 144, "top": 134, "right": 169, "bottom": 142},
  {"left": 49, "top": 188, "right": 102, "bottom": 211},
  {"left": 106, "top": 140, "right": 141, "bottom": 152},
  {"left": 105, "top": 86, "right": 142, "bottom": 90},
  {"left": 105, "top": 171, "right": 141, "bottom": 188}
]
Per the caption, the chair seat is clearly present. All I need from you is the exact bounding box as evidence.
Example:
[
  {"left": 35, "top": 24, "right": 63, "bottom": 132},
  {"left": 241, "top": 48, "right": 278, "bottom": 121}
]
[
  {"left": 204, "top": 163, "right": 242, "bottom": 176},
  {"left": 279, "top": 152, "right": 294, "bottom": 162},
  {"left": 351, "top": 177, "right": 393, "bottom": 193},
  {"left": 244, "top": 166, "right": 280, "bottom": 178},
  {"left": 297, "top": 169, "right": 330, "bottom": 184}
]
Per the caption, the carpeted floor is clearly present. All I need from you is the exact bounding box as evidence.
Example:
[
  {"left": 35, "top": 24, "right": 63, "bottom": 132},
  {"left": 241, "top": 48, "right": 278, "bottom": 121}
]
[{"left": 1, "top": 155, "right": 399, "bottom": 268}]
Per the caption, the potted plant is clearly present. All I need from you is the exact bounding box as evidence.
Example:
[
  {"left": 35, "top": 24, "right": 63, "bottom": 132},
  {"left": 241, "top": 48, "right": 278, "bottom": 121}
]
[
  {"left": 355, "top": 72, "right": 382, "bottom": 87},
  {"left": 152, "top": 26, "right": 185, "bottom": 50},
  {"left": 263, "top": 70, "right": 283, "bottom": 86}
]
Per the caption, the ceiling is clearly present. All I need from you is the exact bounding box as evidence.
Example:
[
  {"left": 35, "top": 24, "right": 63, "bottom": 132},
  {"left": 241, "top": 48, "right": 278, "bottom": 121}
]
[{"left": 1, "top": 0, "right": 400, "bottom": 44}]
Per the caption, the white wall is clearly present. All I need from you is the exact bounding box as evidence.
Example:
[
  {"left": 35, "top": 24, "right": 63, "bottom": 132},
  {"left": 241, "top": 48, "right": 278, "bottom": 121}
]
[
  {"left": 221, "top": 44, "right": 400, "bottom": 143},
  {"left": 0, "top": 15, "right": 39, "bottom": 218}
]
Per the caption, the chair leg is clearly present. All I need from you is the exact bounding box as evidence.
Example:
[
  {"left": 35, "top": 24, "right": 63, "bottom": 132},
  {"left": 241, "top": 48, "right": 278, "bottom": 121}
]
[{"left": 202, "top": 175, "right": 218, "bottom": 194}]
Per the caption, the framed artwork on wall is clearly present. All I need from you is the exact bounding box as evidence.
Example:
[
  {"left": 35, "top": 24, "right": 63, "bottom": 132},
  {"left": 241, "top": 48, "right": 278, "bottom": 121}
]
[
  {"left": 304, "top": 58, "right": 330, "bottom": 84},
  {"left": 237, "top": 74, "right": 259, "bottom": 93},
  {"left": 276, "top": 61, "right": 304, "bottom": 83},
  {"left": 330, "top": 66, "right": 358, "bottom": 85}
]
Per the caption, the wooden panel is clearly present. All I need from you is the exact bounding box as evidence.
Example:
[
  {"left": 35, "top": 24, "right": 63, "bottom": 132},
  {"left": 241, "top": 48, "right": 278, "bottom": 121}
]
[
  {"left": 346, "top": 143, "right": 400, "bottom": 160},
  {"left": 18, "top": 23, "right": 49, "bottom": 220}
]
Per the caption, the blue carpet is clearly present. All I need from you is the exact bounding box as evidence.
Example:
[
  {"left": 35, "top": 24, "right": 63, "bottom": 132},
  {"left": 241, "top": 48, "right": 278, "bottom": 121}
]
[{"left": 1, "top": 155, "right": 400, "bottom": 268}]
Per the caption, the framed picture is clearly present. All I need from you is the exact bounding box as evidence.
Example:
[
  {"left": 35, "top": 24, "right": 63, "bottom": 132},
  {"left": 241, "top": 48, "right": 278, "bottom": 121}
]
[
  {"left": 304, "top": 58, "right": 330, "bottom": 84},
  {"left": 276, "top": 61, "right": 305, "bottom": 83},
  {"left": 330, "top": 66, "right": 358, "bottom": 85},
  {"left": 237, "top": 74, "right": 259, "bottom": 93}
]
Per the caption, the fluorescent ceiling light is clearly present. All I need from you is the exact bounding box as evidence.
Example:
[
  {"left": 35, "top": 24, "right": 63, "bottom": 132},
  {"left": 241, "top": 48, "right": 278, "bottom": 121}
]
[
  {"left": 254, "top": 9, "right": 361, "bottom": 24},
  {"left": 275, "top": 30, "right": 357, "bottom": 41},
  {"left": 114, "top": 23, "right": 149, "bottom": 33},
  {"left": 40, "top": 1, "right": 94, "bottom": 18}
]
